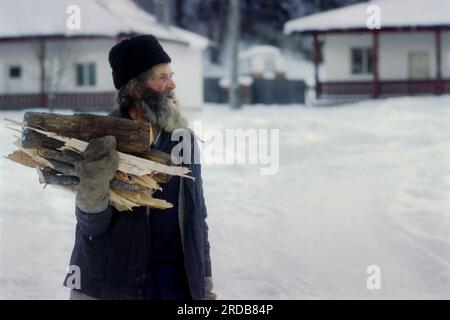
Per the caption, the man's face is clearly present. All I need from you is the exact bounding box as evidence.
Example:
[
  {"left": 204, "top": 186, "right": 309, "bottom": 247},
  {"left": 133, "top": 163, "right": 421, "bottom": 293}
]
[
  {"left": 134, "top": 63, "right": 188, "bottom": 131},
  {"left": 145, "top": 63, "right": 176, "bottom": 94}
]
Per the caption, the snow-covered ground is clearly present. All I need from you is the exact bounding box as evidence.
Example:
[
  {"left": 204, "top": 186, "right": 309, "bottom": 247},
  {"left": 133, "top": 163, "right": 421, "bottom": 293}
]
[{"left": 1, "top": 95, "right": 450, "bottom": 299}]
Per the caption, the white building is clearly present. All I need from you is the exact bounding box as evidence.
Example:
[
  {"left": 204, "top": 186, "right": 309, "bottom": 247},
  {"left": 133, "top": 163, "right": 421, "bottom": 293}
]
[
  {"left": 0, "top": 0, "right": 208, "bottom": 110},
  {"left": 284, "top": 0, "right": 450, "bottom": 98}
]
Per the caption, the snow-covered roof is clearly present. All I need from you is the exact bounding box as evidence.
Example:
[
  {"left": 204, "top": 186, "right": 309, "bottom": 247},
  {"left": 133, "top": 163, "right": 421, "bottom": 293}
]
[
  {"left": 0, "top": 0, "right": 208, "bottom": 49},
  {"left": 239, "top": 45, "right": 281, "bottom": 59},
  {"left": 284, "top": 0, "right": 450, "bottom": 34}
]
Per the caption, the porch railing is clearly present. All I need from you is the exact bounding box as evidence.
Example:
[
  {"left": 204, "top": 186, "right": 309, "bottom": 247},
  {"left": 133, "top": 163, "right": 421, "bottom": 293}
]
[
  {"left": 318, "top": 79, "right": 450, "bottom": 97},
  {"left": 0, "top": 92, "right": 116, "bottom": 110}
]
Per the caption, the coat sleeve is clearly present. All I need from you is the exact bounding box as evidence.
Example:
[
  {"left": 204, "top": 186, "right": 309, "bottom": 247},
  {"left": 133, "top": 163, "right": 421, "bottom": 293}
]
[
  {"left": 203, "top": 199, "right": 212, "bottom": 278},
  {"left": 198, "top": 163, "right": 212, "bottom": 278},
  {"left": 75, "top": 204, "right": 113, "bottom": 238},
  {"left": 190, "top": 130, "right": 213, "bottom": 278}
]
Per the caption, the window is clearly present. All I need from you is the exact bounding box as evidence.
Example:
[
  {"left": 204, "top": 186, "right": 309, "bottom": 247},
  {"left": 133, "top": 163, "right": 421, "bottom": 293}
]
[
  {"left": 351, "top": 48, "right": 373, "bottom": 74},
  {"left": 75, "top": 62, "right": 96, "bottom": 86},
  {"left": 9, "top": 66, "right": 21, "bottom": 78},
  {"left": 408, "top": 52, "right": 430, "bottom": 79}
]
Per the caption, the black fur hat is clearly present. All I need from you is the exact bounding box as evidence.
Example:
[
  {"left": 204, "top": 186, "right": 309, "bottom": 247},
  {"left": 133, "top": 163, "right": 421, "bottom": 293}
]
[{"left": 108, "top": 34, "right": 172, "bottom": 89}]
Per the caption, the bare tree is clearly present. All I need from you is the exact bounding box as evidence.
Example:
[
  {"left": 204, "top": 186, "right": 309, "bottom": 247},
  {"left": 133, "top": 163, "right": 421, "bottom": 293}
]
[
  {"left": 174, "top": 0, "right": 185, "bottom": 27},
  {"left": 33, "top": 39, "right": 74, "bottom": 112}
]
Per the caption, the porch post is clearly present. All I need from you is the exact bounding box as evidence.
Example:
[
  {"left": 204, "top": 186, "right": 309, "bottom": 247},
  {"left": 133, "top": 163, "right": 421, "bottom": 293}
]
[
  {"left": 435, "top": 27, "right": 443, "bottom": 94},
  {"left": 372, "top": 30, "right": 380, "bottom": 98},
  {"left": 313, "top": 32, "right": 321, "bottom": 99}
]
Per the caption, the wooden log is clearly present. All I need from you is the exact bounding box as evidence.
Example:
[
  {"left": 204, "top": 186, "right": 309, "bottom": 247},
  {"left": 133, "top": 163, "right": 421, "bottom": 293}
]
[
  {"left": 37, "top": 167, "right": 79, "bottom": 186},
  {"left": 112, "top": 188, "right": 172, "bottom": 209},
  {"left": 37, "top": 147, "right": 74, "bottom": 164},
  {"left": 138, "top": 148, "right": 174, "bottom": 166},
  {"left": 109, "top": 190, "right": 139, "bottom": 212},
  {"left": 6, "top": 148, "right": 152, "bottom": 193},
  {"left": 23, "top": 112, "right": 153, "bottom": 153},
  {"left": 23, "top": 134, "right": 173, "bottom": 172},
  {"left": 22, "top": 128, "right": 65, "bottom": 150},
  {"left": 7, "top": 145, "right": 165, "bottom": 192},
  {"left": 38, "top": 167, "right": 153, "bottom": 193},
  {"left": 38, "top": 148, "right": 172, "bottom": 184},
  {"left": 127, "top": 174, "right": 160, "bottom": 190},
  {"left": 27, "top": 137, "right": 173, "bottom": 169},
  {"left": 25, "top": 126, "right": 192, "bottom": 178},
  {"left": 151, "top": 172, "right": 169, "bottom": 184},
  {"left": 45, "top": 159, "right": 77, "bottom": 176},
  {"left": 22, "top": 112, "right": 174, "bottom": 165},
  {"left": 36, "top": 175, "right": 159, "bottom": 212},
  {"left": 19, "top": 147, "right": 56, "bottom": 169},
  {"left": 9, "top": 117, "right": 181, "bottom": 182},
  {"left": 114, "top": 171, "right": 161, "bottom": 191}
]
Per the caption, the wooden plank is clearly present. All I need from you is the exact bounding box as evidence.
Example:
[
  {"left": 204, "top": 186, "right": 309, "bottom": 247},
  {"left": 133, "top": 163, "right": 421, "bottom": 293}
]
[
  {"left": 112, "top": 188, "right": 173, "bottom": 210},
  {"left": 5, "top": 150, "right": 38, "bottom": 168}
]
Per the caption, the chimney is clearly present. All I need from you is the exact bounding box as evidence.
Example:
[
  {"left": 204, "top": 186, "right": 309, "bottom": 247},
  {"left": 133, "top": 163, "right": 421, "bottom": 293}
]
[{"left": 153, "top": 0, "right": 171, "bottom": 27}]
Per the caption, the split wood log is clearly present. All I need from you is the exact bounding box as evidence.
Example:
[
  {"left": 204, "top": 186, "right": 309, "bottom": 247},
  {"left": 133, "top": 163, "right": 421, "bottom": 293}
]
[
  {"left": 111, "top": 188, "right": 172, "bottom": 209},
  {"left": 138, "top": 148, "right": 173, "bottom": 166},
  {"left": 22, "top": 130, "right": 174, "bottom": 177},
  {"left": 22, "top": 128, "right": 66, "bottom": 150},
  {"left": 23, "top": 126, "right": 192, "bottom": 178},
  {"left": 19, "top": 138, "right": 172, "bottom": 183},
  {"left": 6, "top": 149, "right": 161, "bottom": 193},
  {"left": 23, "top": 127, "right": 175, "bottom": 165},
  {"left": 4, "top": 149, "right": 38, "bottom": 168},
  {"left": 6, "top": 147, "right": 162, "bottom": 193},
  {"left": 36, "top": 167, "right": 79, "bottom": 186},
  {"left": 109, "top": 189, "right": 169, "bottom": 212},
  {"left": 3, "top": 117, "right": 190, "bottom": 212},
  {"left": 37, "top": 147, "right": 74, "bottom": 164},
  {"left": 23, "top": 112, "right": 154, "bottom": 153},
  {"left": 6, "top": 117, "right": 177, "bottom": 179},
  {"left": 36, "top": 167, "right": 152, "bottom": 193},
  {"left": 45, "top": 159, "right": 77, "bottom": 176},
  {"left": 34, "top": 167, "right": 165, "bottom": 212}
]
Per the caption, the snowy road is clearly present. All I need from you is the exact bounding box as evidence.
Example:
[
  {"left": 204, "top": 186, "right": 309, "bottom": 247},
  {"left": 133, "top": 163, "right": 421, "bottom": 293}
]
[{"left": 1, "top": 95, "right": 449, "bottom": 299}]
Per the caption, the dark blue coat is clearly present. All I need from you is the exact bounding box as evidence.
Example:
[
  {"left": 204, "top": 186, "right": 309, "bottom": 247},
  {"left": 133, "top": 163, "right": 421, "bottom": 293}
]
[{"left": 63, "top": 108, "right": 212, "bottom": 300}]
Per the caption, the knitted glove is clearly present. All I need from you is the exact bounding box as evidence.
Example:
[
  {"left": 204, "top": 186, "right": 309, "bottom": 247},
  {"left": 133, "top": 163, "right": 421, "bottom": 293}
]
[
  {"left": 204, "top": 277, "right": 217, "bottom": 300},
  {"left": 63, "top": 135, "right": 119, "bottom": 213}
]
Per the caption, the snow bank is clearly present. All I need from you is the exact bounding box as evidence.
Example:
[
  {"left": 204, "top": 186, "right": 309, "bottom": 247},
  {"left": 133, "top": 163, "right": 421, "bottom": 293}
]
[{"left": 1, "top": 95, "right": 450, "bottom": 299}]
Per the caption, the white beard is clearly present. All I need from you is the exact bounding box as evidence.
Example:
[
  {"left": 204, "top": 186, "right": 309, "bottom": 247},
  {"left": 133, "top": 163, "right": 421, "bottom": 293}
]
[{"left": 137, "top": 90, "right": 189, "bottom": 132}]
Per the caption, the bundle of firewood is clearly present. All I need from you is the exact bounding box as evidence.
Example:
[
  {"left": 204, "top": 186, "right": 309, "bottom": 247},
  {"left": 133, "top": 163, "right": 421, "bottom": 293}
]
[{"left": 4, "top": 112, "right": 192, "bottom": 212}]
